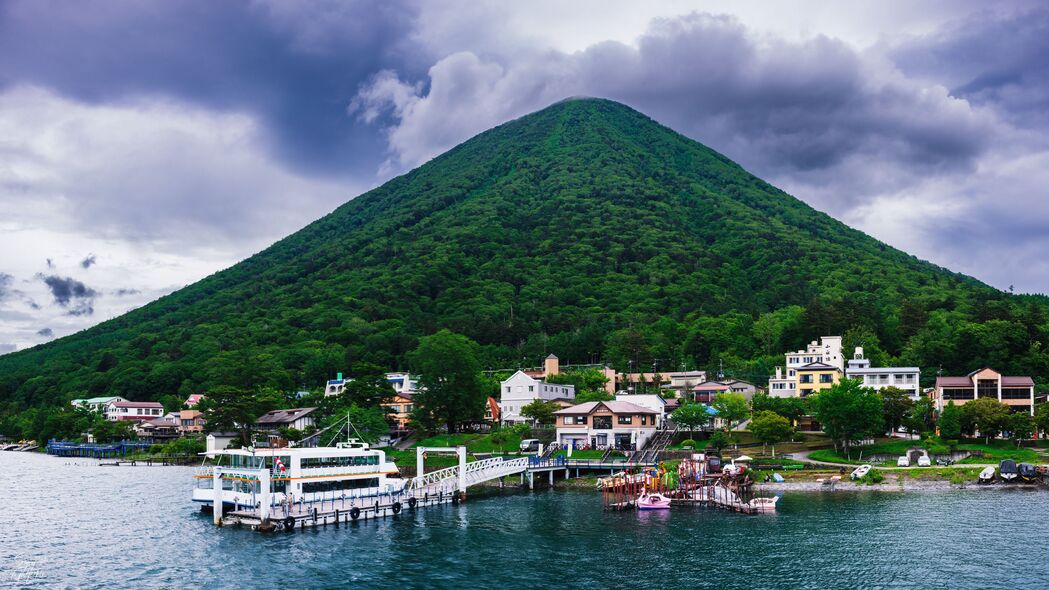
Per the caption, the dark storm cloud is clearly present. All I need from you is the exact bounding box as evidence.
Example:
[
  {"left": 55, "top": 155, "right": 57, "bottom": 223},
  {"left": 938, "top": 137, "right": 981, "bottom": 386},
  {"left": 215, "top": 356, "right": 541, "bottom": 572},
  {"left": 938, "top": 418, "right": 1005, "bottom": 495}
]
[
  {"left": 891, "top": 7, "right": 1049, "bottom": 128},
  {"left": 113, "top": 288, "right": 140, "bottom": 297},
  {"left": 36, "top": 328, "right": 53, "bottom": 337},
  {"left": 0, "top": 0, "right": 426, "bottom": 177},
  {"left": 36, "top": 274, "right": 97, "bottom": 316},
  {"left": 355, "top": 12, "right": 995, "bottom": 204},
  {"left": 80, "top": 254, "right": 96, "bottom": 269},
  {"left": 0, "top": 273, "right": 11, "bottom": 300}
]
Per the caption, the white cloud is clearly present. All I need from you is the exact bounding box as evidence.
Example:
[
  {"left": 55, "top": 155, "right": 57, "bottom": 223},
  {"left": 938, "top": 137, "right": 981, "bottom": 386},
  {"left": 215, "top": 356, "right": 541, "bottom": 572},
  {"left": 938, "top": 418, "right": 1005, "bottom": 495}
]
[{"left": 0, "top": 86, "right": 360, "bottom": 351}]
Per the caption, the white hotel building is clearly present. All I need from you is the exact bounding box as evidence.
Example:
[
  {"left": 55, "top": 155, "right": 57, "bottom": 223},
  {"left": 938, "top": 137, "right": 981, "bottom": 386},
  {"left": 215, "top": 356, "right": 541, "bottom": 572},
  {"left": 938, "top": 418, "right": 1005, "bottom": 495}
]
[
  {"left": 844, "top": 347, "right": 921, "bottom": 399},
  {"left": 768, "top": 336, "right": 843, "bottom": 398}
]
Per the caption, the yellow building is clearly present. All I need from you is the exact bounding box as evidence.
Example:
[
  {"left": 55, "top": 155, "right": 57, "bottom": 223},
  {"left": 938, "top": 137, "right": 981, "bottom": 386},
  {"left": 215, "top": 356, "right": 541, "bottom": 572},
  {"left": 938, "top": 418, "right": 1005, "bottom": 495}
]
[{"left": 795, "top": 362, "right": 842, "bottom": 397}]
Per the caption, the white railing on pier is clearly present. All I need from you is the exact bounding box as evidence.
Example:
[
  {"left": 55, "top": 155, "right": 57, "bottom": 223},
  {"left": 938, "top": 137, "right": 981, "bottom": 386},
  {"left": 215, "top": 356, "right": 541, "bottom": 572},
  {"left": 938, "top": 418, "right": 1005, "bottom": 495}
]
[{"left": 407, "top": 457, "right": 529, "bottom": 496}]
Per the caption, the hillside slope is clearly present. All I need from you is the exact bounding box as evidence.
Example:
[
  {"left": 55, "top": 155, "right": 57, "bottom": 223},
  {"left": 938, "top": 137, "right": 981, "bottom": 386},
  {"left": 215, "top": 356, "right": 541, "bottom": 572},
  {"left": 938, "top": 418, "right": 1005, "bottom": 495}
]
[{"left": 1, "top": 98, "right": 1044, "bottom": 416}]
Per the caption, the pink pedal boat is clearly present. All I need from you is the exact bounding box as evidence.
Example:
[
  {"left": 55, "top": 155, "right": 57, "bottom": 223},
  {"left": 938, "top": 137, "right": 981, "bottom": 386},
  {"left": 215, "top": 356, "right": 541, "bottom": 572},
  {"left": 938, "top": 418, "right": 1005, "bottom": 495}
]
[{"left": 636, "top": 491, "right": 672, "bottom": 510}]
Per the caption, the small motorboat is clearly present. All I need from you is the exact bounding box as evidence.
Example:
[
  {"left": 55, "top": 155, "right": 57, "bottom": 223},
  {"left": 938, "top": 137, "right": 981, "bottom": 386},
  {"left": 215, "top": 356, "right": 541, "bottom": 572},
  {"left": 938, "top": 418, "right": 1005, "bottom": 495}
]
[
  {"left": 851, "top": 464, "right": 872, "bottom": 480},
  {"left": 1018, "top": 463, "right": 1037, "bottom": 482},
  {"left": 978, "top": 466, "right": 995, "bottom": 483},
  {"left": 637, "top": 491, "right": 672, "bottom": 510},
  {"left": 747, "top": 496, "right": 779, "bottom": 513},
  {"left": 999, "top": 460, "right": 1018, "bottom": 481}
]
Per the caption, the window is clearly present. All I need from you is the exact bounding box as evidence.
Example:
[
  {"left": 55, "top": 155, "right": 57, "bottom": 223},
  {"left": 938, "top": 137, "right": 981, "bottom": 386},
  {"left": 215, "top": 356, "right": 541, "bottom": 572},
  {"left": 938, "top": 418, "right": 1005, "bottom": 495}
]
[
  {"left": 618, "top": 416, "right": 632, "bottom": 425},
  {"left": 505, "top": 386, "right": 510, "bottom": 393},
  {"left": 977, "top": 379, "right": 997, "bottom": 398},
  {"left": 799, "top": 374, "right": 813, "bottom": 384},
  {"left": 405, "top": 404, "right": 413, "bottom": 413},
  {"left": 942, "top": 388, "right": 973, "bottom": 400},
  {"left": 641, "top": 415, "right": 648, "bottom": 426},
  {"left": 563, "top": 416, "right": 574, "bottom": 425},
  {"left": 1002, "top": 388, "right": 1031, "bottom": 400},
  {"left": 819, "top": 374, "right": 833, "bottom": 383},
  {"left": 592, "top": 416, "right": 612, "bottom": 430},
  {"left": 302, "top": 477, "right": 379, "bottom": 494},
  {"left": 528, "top": 386, "right": 534, "bottom": 392},
  {"left": 800, "top": 388, "right": 813, "bottom": 397}
]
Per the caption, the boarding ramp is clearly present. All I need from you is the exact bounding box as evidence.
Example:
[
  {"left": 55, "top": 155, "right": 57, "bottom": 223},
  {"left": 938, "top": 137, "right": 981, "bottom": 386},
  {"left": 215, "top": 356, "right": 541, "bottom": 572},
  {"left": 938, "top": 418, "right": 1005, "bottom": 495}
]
[{"left": 406, "top": 453, "right": 529, "bottom": 498}]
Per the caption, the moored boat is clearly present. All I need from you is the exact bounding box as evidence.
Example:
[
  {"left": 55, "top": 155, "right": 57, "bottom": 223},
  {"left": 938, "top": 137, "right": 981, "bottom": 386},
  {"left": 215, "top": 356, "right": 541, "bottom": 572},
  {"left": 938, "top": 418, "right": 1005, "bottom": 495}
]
[
  {"left": 636, "top": 491, "right": 671, "bottom": 510},
  {"left": 192, "top": 439, "right": 406, "bottom": 512},
  {"left": 978, "top": 466, "right": 996, "bottom": 483},
  {"left": 1018, "top": 463, "right": 1037, "bottom": 482},
  {"left": 747, "top": 496, "right": 779, "bottom": 513},
  {"left": 851, "top": 464, "right": 872, "bottom": 480},
  {"left": 999, "top": 460, "right": 1018, "bottom": 481}
]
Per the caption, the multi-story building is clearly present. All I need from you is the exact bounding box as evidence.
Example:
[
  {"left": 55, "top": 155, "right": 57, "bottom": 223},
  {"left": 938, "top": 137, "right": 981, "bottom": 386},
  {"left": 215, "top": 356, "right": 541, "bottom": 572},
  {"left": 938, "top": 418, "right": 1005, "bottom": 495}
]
[
  {"left": 106, "top": 400, "right": 164, "bottom": 421},
  {"left": 71, "top": 396, "right": 128, "bottom": 419},
  {"left": 553, "top": 400, "right": 658, "bottom": 450},
  {"left": 324, "top": 372, "right": 419, "bottom": 397},
  {"left": 769, "top": 336, "right": 843, "bottom": 398},
  {"left": 499, "top": 370, "right": 575, "bottom": 425},
  {"left": 255, "top": 407, "right": 318, "bottom": 433},
  {"left": 931, "top": 368, "right": 1035, "bottom": 415},
  {"left": 796, "top": 363, "right": 842, "bottom": 397},
  {"left": 844, "top": 347, "right": 921, "bottom": 399},
  {"left": 380, "top": 392, "right": 414, "bottom": 432},
  {"left": 179, "top": 409, "right": 206, "bottom": 435},
  {"left": 692, "top": 379, "right": 758, "bottom": 403},
  {"left": 613, "top": 394, "right": 667, "bottom": 427}
]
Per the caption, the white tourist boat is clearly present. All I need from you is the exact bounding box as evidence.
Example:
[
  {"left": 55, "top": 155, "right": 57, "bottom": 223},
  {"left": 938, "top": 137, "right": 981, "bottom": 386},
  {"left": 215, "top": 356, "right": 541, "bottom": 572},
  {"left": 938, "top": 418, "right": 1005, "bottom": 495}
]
[{"left": 192, "top": 439, "right": 406, "bottom": 512}]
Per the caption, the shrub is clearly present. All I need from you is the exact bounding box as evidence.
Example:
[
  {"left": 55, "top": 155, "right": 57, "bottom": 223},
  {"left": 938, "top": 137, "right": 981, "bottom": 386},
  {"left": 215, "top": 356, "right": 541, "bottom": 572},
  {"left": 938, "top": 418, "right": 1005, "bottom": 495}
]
[
  {"left": 680, "top": 438, "right": 697, "bottom": 448},
  {"left": 859, "top": 471, "right": 885, "bottom": 485}
]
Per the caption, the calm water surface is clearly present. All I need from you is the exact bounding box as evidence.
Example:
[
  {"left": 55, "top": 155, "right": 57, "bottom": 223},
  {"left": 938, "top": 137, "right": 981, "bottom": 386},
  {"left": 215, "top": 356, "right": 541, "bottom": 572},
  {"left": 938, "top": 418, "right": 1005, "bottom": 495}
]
[{"left": 6, "top": 451, "right": 1049, "bottom": 589}]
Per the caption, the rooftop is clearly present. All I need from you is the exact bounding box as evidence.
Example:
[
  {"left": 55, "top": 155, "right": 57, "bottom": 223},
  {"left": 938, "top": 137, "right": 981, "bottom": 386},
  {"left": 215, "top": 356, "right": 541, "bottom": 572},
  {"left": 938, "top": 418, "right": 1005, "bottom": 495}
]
[
  {"left": 256, "top": 407, "right": 318, "bottom": 425},
  {"left": 553, "top": 400, "right": 658, "bottom": 415}
]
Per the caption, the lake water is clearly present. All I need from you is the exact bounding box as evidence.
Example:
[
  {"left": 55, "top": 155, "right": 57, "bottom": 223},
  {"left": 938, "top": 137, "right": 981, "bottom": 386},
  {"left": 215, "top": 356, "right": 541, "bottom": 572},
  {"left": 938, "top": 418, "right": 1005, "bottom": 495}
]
[{"left": 6, "top": 451, "right": 1049, "bottom": 589}]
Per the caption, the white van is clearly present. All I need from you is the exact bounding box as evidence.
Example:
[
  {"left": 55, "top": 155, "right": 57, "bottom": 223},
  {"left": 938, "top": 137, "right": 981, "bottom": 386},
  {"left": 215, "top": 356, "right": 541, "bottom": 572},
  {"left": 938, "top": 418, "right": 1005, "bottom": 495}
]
[
  {"left": 519, "top": 439, "right": 541, "bottom": 452},
  {"left": 897, "top": 455, "right": 910, "bottom": 467}
]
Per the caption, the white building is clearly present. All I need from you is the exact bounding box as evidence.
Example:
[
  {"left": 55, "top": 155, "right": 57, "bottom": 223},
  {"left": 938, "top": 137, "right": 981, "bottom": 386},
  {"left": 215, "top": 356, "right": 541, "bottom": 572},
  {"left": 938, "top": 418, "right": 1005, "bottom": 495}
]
[
  {"left": 106, "top": 400, "right": 164, "bottom": 421},
  {"left": 845, "top": 347, "right": 921, "bottom": 399},
  {"left": 614, "top": 394, "right": 667, "bottom": 427},
  {"left": 325, "top": 372, "right": 419, "bottom": 397},
  {"left": 71, "top": 396, "right": 128, "bottom": 419},
  {"left": 499, "top": 370, "right": 575, "bottom": 424},
  {"left": 768, "top": 336, "right": 843, "bottom": 398}
]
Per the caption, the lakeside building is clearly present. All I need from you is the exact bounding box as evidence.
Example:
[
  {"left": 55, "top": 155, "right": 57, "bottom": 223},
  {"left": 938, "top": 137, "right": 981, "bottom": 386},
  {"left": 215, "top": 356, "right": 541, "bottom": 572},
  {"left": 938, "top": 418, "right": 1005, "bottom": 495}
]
[
  {"left": 184, "top": 394, "right": 205, "bottom": 408},
  {"left": 796, "top": 363, "right": 842, "bottom": 397},
  {"left": 179, "top": 409, "right": 206, "bottom": 435},
  {"left": 844, "top": 347, "right": 921, "bottom": 399},
  {"left": 931, "top": 368, "right": 1035, "bottom": 415},
  {"left": 499, "top": 366, "right": 576, "bottom": 425},
  {"left": 769, "top": 336, "right": 843, "bottom": 398},
  {"left": 380, "top": 392, "right": 414, "bottom": 432},
  {"left": 71, "top": 396, "right": 127, "bottom": 418},
  {"left": 553, "top": 400, "right": 658, "bottom": 450},
  {"left": 324, "top": 372, "right": 419, "bottom": 397},
  {"left": 136, "top": 417, "right": 180, "bottom": 442},
  {"left": 107, "top": 400, "right": 164, "bottom": 421},
  {"left": 613, "top": 393, "right": 667, "bottom": 427},
  {"left": 691, "top": 379, "right": 758, "bottom": 403},
  {"left": 255, "top": 407, "right": 318, "bottom": 433}
]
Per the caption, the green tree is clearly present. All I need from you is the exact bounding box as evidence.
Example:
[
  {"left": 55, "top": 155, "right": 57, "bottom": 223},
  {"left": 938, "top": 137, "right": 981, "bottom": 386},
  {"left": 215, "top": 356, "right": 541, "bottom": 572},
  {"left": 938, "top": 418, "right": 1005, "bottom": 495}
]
[
  {"left": 707, "top": 429, "right": 731, "bottom": 453},
  {"left": 1036, "top": 402, "right": 1049, "bottom": 438},
  {"left": 960, "top": 397, "right": 1011, "bottom": 444},
  {"left": 671, "top": 401, "right": 712, "bottom": 438},
  {"left": 808, "top": 378, "right": 884, "bottom": 458},
  {"left": 1006, "top": 412, "right": 1035, "bottom": 448},
  {"left": 878, "top": 387, "right": 914, "bottom": 435},
  {"left": 906, "top": 396, "right": 936, "bottom": 436},
  {"left": 712, "top": 392, "right": 749, "bottom": 428},
  {"left": 749, "top": 410, "right": 793, "bottom": 458},
  {"left": 546, "top": 368, "right": 610, "bottom": 398},
  {"left": 316, "top": 404, "right": 389, "bottom": 443},
  {"left": 158, "top": 394, "right": 184, "bottom": 414},
  {"left": 937, "top": 401, "right": 962, "bottom": 441},
  {"left": 520, "top": 399, "right": 559, "bottom": 425},
  {"left": 198, "top": 385, "right": 260, "bottom": 444},
  {"left": 408, "top": 330, "right": 486, "bottom": 433}
]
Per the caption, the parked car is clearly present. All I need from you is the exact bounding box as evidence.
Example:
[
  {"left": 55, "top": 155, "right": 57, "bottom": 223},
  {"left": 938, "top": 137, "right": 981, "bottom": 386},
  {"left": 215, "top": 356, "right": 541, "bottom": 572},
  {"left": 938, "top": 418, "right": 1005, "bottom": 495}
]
[
  {"left": 917, "top": 455, "right": 931, "bottom": 467},
  {"left": 519, "top": 439, "right": 541, "bottom": 452},
  {"left": 897, "top": 455, "right": 911, "bottom": 467}
]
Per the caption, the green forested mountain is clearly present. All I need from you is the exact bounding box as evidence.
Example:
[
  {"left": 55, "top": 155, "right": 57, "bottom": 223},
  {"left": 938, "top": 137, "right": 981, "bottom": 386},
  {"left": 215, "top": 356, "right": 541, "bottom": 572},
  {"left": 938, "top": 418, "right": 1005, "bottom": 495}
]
[{"left": 2, "top": 98, "right": 1048, "bottom": 430}]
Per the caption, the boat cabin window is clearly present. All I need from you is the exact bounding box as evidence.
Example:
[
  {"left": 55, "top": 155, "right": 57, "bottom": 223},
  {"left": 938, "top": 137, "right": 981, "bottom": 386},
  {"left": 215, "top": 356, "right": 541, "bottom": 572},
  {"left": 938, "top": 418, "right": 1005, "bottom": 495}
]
[
  {"left": 301, "top": 455, "right": 380, "bottom": 468},
  {"left": 302, "top": 477, "right": 379, "bottom": 494}
]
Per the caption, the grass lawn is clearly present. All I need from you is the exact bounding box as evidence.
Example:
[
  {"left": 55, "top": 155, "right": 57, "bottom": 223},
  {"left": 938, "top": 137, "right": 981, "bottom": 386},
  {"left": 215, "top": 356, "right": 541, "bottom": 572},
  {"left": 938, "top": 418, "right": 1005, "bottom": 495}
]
[
  {"left": 808, "top": 437, "right": 1046, "bottom": 465},
  {"left": 412, "top": 432, "right": 526, "bottom": 454}
]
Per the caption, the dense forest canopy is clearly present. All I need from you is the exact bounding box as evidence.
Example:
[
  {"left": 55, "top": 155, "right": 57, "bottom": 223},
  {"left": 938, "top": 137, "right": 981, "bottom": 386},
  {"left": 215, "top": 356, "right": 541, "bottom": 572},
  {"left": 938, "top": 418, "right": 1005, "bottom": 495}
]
[{"left": 2, "top": 97, "right": 1048, "bottom": 435}]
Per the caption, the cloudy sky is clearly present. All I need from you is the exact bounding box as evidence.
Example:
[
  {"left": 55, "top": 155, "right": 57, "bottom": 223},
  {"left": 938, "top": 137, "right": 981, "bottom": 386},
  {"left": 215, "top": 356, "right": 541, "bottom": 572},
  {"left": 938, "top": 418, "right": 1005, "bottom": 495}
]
[{"left": 1, "top": 0, "right": 1048, "bottom": 354}]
